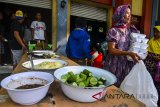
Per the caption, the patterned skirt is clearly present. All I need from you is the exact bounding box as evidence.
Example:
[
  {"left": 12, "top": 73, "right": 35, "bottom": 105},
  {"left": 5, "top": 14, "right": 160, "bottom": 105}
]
[
  {"left": 144, "top": 52, "right": 160, "bottom": 79},
  {"left": 103, "top": 54, "right": 135, "bottom": 87}
]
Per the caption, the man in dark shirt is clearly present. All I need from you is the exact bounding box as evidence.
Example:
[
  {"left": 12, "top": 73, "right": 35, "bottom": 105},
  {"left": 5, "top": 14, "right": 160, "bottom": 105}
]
[
  {"left": 0, "top": 12, "right": 6, "bottom": 65},
  {"left": 10, "top": 10, "right": 27, "bottom": 69}
]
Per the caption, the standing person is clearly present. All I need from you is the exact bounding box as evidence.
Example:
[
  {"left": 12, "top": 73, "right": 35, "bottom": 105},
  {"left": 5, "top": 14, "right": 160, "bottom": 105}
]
[
  {"left": 0, "top": 12, "right": 6, "bottom": 65},
  {"left": 23, "top": 13, "right": 32, "bottom": 44},
  {"left": 103, "top": 5, "right": 141, "bottom": 87},
  {"left": 31, "top": 12, "right": 47, "bottom": 50},
  {"left": 66, "top": 17, "right": 92, "bottom": 65},
  {"left": 144, "top": 26, "right": 160, "bottom": 106},
  {"left": 4, "top": 12, "right": 16, "bottom": 65},
  {"left": 10, "top": 10, "right": 28, "bottom": 69},
  {"left": 90, "top": 43, "right": 103, "bottom": 68},
  {"left": 144, "top": 26, "right": 160, "bottom": 80},
  {"left": 5, "top": 12, "right": 16, "bottom": 42}
]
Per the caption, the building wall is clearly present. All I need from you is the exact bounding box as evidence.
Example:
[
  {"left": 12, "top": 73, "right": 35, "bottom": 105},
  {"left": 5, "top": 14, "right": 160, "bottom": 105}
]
[
  {"left": 132, "top": 0, "right": 143, "bottom": 16},
  {"left": 56, "top": 0, "right": 68, "bottom": 56},
  {"left": 156, "top": 0, "right": 160, "bottom": 25},
  {"left": 141, "top": 0, "right": 153, "bottom": 37},
  {"left": 150, "top": 0, "right": 158, "bottom": 37},
  {"left": 90, "top": 0, "right": 112, "bottom": 5}
]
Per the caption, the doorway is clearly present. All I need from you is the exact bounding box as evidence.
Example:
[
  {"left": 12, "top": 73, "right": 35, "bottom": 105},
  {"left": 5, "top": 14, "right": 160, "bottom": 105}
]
[{"left": 70, "top": 16, "right": 107, "bottom": 47}]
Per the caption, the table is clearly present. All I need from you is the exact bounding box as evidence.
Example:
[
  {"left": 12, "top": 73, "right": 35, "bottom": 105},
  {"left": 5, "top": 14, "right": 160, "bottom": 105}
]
[{"left": 0, "top": 54, "right": 145, "bottom": 107}]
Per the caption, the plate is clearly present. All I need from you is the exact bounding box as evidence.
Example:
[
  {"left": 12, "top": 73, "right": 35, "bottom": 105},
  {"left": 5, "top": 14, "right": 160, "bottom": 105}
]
[
  {"left": 32, "top": 50, "right": 53, "bottom": 53},
  {"left": 33, "top": 54, "right": 60, "bottom": 59},
  {"left": 32, "top": 50, "right": 54, "bottom": 56},
  {"left": 22, "top": 59, "right": 68, "bottom": 71},
  {"left": 32, "top": 50, "right": 60, "bottom": 59}
]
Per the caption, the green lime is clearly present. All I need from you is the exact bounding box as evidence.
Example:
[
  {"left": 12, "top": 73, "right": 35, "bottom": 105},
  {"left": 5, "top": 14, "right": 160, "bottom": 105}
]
[
  {"left": 61, "top": 75, "right": 68, "bottom": 82},
  {"left": 98, "top": 81, "right": 103, "bottom": 85},
  {"left": 90, "top": 77, "right": 98, "bottom": 85},
  {"left": 68, "top": 71, "right": 74, "bottom": 76},
  {"left": 83, "top": 69, "right": 92, "bottom": 77},
  {"left": 72, "top": 82, "right": 78, "bottom": 86},
  {"left": 84, "top": 80, "right": 89, "bottom": 87},
  {"left": 79, "top": 82, "right": 85, "bottom": 87},
  {"left": 99, "top": 76, "right": 106, "bottom": 83}
]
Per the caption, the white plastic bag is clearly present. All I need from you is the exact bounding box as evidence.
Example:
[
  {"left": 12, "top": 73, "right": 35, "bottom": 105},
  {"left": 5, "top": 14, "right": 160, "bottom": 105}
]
[{"left": 120, "top": 60, "right": 158, "bottom": 107}]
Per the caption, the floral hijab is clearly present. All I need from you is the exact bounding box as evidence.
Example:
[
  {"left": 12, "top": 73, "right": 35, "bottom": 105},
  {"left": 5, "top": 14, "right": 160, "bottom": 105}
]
[{"left": 112, "top": 4, "right": 131, "bottom": 28}]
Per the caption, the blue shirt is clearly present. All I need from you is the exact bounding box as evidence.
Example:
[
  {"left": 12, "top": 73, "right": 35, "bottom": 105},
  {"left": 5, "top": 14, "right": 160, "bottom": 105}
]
[{"left": 66, "top": 28, "right": 91, "bottom": 59}]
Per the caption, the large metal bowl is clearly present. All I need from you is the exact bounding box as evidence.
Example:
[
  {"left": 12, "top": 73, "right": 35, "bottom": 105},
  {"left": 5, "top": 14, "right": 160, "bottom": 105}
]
[
  {"left": 54, "top": 66, "right": 117, "bottom": 102},
  {"left": 1, "top": 72, "right": 54, "bottom": 105},
  {"left": 22, "top": 59, "right": 68, "bottom": 71}
]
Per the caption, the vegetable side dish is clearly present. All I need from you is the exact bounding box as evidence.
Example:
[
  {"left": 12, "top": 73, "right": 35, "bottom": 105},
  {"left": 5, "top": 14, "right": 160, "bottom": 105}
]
[{"left": 61, "top": 69, "right": 106, "bottom": 87}]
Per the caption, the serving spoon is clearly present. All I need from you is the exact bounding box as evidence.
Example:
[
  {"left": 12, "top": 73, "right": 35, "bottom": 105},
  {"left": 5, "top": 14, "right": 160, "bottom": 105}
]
[{"left": 27, "top": 52, "right": 34, "bottom": 70}]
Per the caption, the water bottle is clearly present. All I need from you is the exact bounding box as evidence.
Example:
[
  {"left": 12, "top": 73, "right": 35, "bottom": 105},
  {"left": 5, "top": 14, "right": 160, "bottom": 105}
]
[{"left": 155, "top": 62, "right": 160, "bottom": 82}]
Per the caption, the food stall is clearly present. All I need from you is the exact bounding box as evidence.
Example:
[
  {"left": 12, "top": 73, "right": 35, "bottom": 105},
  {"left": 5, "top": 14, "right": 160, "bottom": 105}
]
[{"left": 0, "top": 53, "right": 145, "bottom": 107}]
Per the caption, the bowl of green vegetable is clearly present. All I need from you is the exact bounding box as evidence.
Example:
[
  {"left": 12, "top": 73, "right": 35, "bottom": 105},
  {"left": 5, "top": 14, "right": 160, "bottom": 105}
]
[{"left": 54, "top": 66, "right": 117, "bottom": 102}]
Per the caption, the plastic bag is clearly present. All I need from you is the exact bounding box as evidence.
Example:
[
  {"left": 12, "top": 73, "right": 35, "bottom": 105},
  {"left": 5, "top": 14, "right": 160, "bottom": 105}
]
[{"left": 120, "top": 60, "right": 158, "bottom": 107}]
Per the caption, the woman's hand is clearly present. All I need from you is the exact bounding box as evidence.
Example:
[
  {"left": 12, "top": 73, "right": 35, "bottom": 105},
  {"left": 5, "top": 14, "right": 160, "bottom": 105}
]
[
  {"left": 128, "top": 52, "right": 141, "bottom": 62},
  {"left": 108, "top": 42, "right": 141, "bottom": 62},
  {"left": 22, "top": 44, "right": 28, "bottom": 52}
]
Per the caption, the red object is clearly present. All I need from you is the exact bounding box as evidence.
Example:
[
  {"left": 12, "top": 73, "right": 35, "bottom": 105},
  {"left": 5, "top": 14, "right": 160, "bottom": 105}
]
[{"left": 91, "top": 51, "right": 103, "bottom": 68}]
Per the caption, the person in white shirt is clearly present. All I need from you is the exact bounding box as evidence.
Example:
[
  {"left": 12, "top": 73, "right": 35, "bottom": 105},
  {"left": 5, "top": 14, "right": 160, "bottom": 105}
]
[
  {"left": 31, "top": 12, "right": 48, "bottom": 50},
  {"left": 31, "top": 12, "right": 47, "bottom": 41}
]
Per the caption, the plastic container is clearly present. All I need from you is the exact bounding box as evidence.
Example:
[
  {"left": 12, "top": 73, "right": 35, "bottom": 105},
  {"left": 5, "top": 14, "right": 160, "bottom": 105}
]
[
  {"left": 139, "top": 48, "right": 148, "bottom": 53},
  {"left": 132, "top": 37, "right": 142, "bottom": 43},
  {"left": 140, "top": 44, "right": 148, "bottom": 49},
  {"left": 131, "top": 42, "right": 141, "bottom": 48},
  {"left": 138, "top": 34, "right": 146, "bottom": 39},
  {"left": 141, "top": 38, "right": 149, "bottom": 44},
  {"left": 130, "top": 46, "right": 140, "bottom": 53},
  {"left": 130, "top": 33, "right": 139, "bottom": 40}
]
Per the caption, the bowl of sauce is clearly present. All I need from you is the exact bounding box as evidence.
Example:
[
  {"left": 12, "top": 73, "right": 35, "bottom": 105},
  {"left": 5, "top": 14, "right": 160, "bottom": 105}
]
[{"left": 1, "top": 72, "right": 54, "bottom": 105}]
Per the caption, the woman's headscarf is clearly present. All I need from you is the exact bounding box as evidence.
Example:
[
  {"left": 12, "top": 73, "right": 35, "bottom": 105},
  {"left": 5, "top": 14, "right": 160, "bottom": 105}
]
[
  {"left": 112, "top": 4, "right": 131, "bottom": 28},
  {"left": 154, "top": 26, "right": 160, "bottom": 32}
]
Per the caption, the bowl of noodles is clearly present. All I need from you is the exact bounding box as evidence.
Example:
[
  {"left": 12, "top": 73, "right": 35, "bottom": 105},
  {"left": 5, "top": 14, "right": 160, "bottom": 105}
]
[{"left": 22, "top": 59, "right": 68, "bottom": 71}]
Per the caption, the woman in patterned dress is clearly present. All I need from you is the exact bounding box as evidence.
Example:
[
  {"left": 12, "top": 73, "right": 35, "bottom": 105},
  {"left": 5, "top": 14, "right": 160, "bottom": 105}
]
[{"left": 103, "top": 5, "right": 141, "bottom": 87}]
